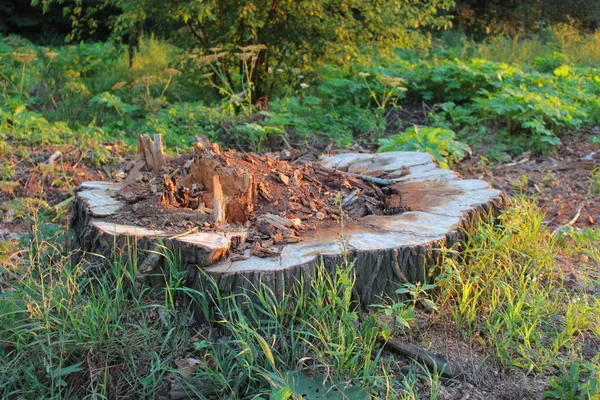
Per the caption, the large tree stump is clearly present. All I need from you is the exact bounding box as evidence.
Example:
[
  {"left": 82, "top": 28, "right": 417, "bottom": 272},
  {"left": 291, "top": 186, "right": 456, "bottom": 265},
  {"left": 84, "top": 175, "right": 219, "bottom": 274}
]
[{"left": 71, "top": 149, "right": 503, "bottom": 307}]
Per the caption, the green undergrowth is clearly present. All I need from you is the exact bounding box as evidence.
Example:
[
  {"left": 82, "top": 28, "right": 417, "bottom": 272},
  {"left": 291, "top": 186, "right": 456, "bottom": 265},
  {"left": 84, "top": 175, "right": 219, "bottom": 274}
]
[
  {"left": 2, "top": 28, "right": 599, "bottom": 161},
  {"left": 1, "top": 198, "right": 599, "bottom": 398},
  {"left": 436, "top": 198, "right": 600, "bottom": 393}
]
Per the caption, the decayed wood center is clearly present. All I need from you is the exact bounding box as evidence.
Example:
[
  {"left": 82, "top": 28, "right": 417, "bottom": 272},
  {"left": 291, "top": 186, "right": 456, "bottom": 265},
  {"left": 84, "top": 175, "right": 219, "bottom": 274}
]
[{"left": 71, "top": 135, "right": 504, "bottom": 306}]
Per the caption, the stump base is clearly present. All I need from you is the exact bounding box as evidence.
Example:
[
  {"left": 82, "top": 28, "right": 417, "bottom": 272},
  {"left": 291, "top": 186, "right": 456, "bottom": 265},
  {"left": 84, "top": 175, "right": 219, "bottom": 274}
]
[{"left": 71, "top": 151, "right": 503, "bottom": 306}]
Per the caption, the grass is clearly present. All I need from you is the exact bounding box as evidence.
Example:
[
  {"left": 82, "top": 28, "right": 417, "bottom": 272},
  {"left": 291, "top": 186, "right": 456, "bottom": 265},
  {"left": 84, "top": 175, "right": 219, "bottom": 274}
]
[
  {"left": 437, "top": 199, "right": 600, "bottom": 372},
  {"left": 436, "top": 24, "right": 600, "bottom": 67},
  {"left": 1, "top": 198, "right": 599, "bottom": 398}
]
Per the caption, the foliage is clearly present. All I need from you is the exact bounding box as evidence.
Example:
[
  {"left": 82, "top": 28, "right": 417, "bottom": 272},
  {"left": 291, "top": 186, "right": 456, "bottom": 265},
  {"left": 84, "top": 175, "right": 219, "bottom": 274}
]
[
  {"left": 35, "top": 0, "right": 455, "bottom": 99},
  {"left": 544, "top": 362, "right": 600, "bottom": 399},
  {"left": 268, "top": 371, "right": 368, "bottom": 399},
  {"left": 2, "top": 28, "right": 599, "bottom": 156},
  {"left": 268, "top": 95, "right": 387, "bottom": 148},
  {"left": 394, "top": 54, "right": 600, "bottom": 155},
  {"left": 378, "top": 125, "right": 470, "bottom": 169},
  {"left": 453, "top": 0, "right": 600, "bottom": 33}
]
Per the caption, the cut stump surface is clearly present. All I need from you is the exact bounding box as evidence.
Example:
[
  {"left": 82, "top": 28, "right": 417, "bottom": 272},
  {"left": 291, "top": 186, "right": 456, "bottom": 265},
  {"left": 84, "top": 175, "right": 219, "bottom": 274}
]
[{"left": 72, "top": 151, "right": 503, "bottom": 305}]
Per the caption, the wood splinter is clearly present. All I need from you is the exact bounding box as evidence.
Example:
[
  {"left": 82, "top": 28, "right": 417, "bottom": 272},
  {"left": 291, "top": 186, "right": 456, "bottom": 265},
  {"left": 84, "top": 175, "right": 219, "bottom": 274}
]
[
  {"left": 555, "top": 201, "right": 585, "bottom": 232},
  {"left": 213, "top": 175, "right": 226, "bottom": 224},
  {"left": 45, "top": 150, "right": 62, "bottom": 165}
]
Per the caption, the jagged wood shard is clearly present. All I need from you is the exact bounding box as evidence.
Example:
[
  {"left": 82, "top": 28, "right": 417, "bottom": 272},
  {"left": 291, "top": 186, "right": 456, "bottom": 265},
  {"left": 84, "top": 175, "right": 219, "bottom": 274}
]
[
  {"left": 71, "top": 151, "right": 504, "bottom": 307},
  {"left": 138, "top": 133, "right": 167, "bottom": 172},
  {"left": 212, "top": 175, "right": 226, "bottom": 224}
]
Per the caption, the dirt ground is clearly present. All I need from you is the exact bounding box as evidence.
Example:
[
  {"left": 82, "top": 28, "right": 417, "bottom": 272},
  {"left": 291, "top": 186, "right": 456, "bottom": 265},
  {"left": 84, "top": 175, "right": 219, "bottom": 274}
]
[{"left": 455, "top": 134, "right": 599, "bottom": 231}]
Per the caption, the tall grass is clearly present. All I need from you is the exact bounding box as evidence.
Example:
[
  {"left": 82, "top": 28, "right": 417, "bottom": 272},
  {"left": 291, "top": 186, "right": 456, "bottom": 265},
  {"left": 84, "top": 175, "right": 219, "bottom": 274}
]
[
  {"left": 437, "top": 198, "right": 600, "bottom": 372},
  {"left": 0, "top": 210, "right": 193, "bottom": 398},
  {"left": 0, "top": 207, "right": 413, "bottom": 398},
  {"left": 2, "top": 199, "right": 599, "bottom": 398},
  {"left": 175, "top": 257, "right": 396, "bottom": 398}
]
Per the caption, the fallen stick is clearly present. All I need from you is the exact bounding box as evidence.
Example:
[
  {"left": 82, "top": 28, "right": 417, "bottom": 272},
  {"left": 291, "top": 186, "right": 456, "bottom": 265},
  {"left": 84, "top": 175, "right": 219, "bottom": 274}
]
[
  {"left": 45, "top": 150, "right": 62, "bottom": 165},
  {"left": 168, "top": 226, "right": 199, "bottom": 240},
  {"left": 383, "top": 339, "right": 460, "bottom": 379},
  {"left": 555, "top": 201, "right": 585, "bottom": 232},
  {"left": 348, "top": 172, "right": 392, "bottom": 186}
]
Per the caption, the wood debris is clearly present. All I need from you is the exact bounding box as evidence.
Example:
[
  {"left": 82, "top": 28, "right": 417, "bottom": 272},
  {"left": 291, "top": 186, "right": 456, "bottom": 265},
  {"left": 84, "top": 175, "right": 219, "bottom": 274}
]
[
  {"left": 116, "top": 137, "right": 409, "bottom": 259},
  {"left": 138, "top": 134, "right": 167, "bottom": 172}
]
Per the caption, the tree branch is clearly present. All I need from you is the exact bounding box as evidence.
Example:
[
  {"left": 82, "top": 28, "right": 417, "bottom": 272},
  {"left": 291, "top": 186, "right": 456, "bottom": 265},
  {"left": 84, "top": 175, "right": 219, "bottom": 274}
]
[
  {"left": 186, "top": 21, "right": 206, "bottom": 46},
  {"left": 265, "top": 0, "right": 282, "bottom": 29}
]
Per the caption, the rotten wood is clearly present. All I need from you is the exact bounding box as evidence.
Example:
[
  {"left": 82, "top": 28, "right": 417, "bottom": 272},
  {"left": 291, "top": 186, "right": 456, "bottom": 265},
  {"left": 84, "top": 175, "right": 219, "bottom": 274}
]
[
  {"left": 250, "top": 242, "right": 281, "bottom": 258},
  {"left": 122, "top": 156, "right": 145, "bottom": 186},
  {"left": 257, "top": 213, "right": 299, "bottom": 233}
]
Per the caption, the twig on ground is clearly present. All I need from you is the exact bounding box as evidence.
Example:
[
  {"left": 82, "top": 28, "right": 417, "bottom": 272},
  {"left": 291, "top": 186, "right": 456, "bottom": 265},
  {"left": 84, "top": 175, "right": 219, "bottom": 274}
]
[
  {"left": 555, "top": 201, "right": 585, "bottom": 232},
  {"left": 383, "top": 339, "right": 461, "bottom": 380},
  {"left": 45, "top": 150, "right": 62, "bottom": 165},
  {"left": 348, "top": 172, "right": 392, "bottom": 186}
]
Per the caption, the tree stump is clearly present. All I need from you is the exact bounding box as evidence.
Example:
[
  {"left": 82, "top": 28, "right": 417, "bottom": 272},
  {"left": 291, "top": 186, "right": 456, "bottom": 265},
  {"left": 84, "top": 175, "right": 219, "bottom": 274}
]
[{"left": 71, "top": 144, "right": 503, "bottom": 308}]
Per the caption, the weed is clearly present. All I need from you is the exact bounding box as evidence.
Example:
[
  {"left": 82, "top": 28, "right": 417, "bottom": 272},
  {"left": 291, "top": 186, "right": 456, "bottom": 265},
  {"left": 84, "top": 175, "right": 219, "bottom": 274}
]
[
  {"left": 544, "top": 362, "right": 600, "bottom": 399},
  {"left": 590, "top": 166, "right": 600, "bottom": 196},
  {"left": 378, "top": 125, "right": 470, "bottom": 169}
]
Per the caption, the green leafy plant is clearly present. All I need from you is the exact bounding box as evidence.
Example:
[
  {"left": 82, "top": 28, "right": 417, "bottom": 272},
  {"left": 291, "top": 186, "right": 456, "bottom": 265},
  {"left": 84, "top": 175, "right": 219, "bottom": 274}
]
[
  {"left": 395, "top": 282, "right": 439, "bottom": 311},
  {"left": 378, "top": 125, "right": 470, "bottom": 169},
  {"left": 90, "top": 92, "right": 140, "bottom": 117},
  {"left": 544, "top": 362, "right": 600, "bottom": 399},
  {"left": 232, "top": 122, "right": 284, "bottom": 153},
  {"left": 266, "top": 371, "right": 369, "bottom": 400}
]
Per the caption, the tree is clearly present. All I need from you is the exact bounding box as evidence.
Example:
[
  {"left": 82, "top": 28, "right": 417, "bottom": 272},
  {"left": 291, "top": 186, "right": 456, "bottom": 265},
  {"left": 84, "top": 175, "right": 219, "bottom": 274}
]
[
  {"left": 453, "top": 0, "right": 600, "bottom": 33},
  {"left": 34, "top": 0, "right": 455, "bottom": 101}
]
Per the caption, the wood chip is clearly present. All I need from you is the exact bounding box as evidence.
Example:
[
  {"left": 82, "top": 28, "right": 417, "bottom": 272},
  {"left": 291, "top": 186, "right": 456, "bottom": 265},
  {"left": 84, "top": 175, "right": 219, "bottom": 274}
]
[
  {"left": 279, "top": 173, "right": 290, "bottom": 185},
  {"left": 230, "top": 254, "right": 250, "bottom": 262},
  {"left": 45, "top": 150, "right": 62, "bottom": 165},
  {"left": 250, "top": 243, "right": 281, "bottom": 258},
  {"left": 257, "top": 213, "right": 296, "bottom": 234},
  {"left": 258, "top": 182, "right": 273, "bottom": 201}
]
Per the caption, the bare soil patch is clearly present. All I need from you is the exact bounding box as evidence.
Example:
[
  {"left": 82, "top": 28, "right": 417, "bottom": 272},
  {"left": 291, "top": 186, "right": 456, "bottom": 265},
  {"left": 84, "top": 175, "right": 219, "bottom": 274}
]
[{"left": 455, "top": 134, "right": 599, "bottom": 230}]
